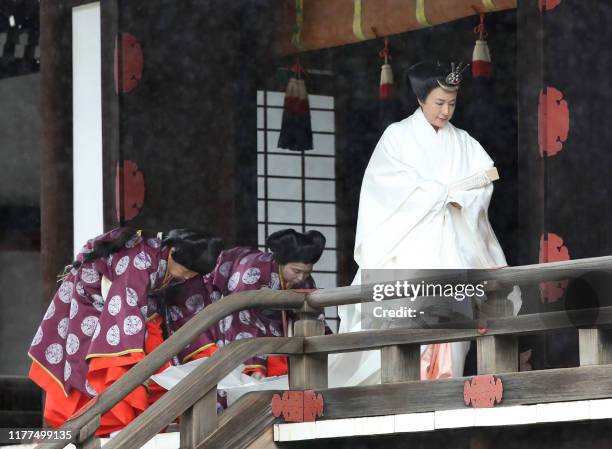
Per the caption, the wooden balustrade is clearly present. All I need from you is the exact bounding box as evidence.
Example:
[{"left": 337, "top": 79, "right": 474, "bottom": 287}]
[{"left": 34, "top": 255, "right": 612, "bottom": 448}]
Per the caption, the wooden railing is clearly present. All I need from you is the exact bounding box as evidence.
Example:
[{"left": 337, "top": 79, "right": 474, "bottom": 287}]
[{"left": 36, "top": 255, "right": 612, "bottom": 449}]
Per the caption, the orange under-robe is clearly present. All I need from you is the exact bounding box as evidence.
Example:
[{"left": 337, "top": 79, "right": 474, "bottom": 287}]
[
  {"left": 420, "top": 342, "right": 453, "bottom": 380},
  {"left": 29, "top": 314, "right": 170, "bottom": 436}
]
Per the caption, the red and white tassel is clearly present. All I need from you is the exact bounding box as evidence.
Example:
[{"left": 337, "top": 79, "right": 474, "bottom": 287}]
[
  {"left": 472, "top": 13, "right": 492, "bottom": 78},
  {"left": 472, "top": 39, "right": 492, "bottom": 78},
  {"left": 379, "top": 63, "right": 394, "bottom": 100}
]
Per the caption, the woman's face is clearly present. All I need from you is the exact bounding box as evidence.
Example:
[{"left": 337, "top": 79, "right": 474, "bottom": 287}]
[
  {"left": 419, "top": 87, "right": 458, "bottom": 129},
  {"left": 168, "top": 249, "right": 199, "bottom": 281},
  {"left": 280, "top": 262, "right": 313, "bottom": 289}
]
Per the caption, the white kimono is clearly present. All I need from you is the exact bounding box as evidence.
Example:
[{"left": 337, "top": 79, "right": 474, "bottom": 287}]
[{"left": 329, "top": 108, "right": 515, "bottom": 387}]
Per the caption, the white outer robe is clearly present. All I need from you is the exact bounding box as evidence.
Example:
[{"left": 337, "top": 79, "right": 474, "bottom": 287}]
[{"left": 329, "top": 108, "right": 513, "bottom": 387}]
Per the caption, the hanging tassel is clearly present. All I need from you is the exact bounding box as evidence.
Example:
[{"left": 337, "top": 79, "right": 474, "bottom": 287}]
[
  {"left": 472, "top": 13, "right": 492, "bottom": 78},
  {"left": 377, "top": 34, "right": 399, "bottom": 131},
  {"left": 278, "top": 62, "right": 313, "bottom": 151},
  {"left": 380, "top": 63, "right": 394, "bottom": 99}
]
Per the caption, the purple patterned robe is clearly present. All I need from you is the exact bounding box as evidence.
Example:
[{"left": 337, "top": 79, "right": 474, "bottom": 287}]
[
  {"left": 28, "top": 229, "right": 170, "bottom": 398},
  {"left": 169, "top": 246, "right": 315, "bottom": 370}
]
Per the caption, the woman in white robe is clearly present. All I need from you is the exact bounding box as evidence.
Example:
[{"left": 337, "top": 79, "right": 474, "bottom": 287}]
[{"left": 330, "top": 61, "right": 517, "bottom": 385}]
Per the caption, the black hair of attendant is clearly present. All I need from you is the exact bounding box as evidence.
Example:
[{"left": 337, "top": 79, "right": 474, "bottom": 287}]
[
  {"left": 266, "top": 229, "right": 326, "bottom": 265},
  {"left": 163, "top": 228, "right": 224, "bottom": 274},
  {"left": 404, "top": 60, "right": 450, "bottom": 102},
  {"left": 72, "top": 228, "right": 223, "bottom": 274}
]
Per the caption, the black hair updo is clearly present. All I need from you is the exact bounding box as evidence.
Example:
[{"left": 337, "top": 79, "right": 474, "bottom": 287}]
[{"left": 266, "top": 229, "right": 326, "bottom": 265}]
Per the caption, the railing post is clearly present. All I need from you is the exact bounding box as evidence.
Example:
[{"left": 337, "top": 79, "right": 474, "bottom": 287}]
[
  {"left": 477, "top": 336, "right": 518, "bottom": 374},
  {"left": 289, "top": 308, "right": 327, "bottom": 389},
  {"left": 179, "top": 387, "right": 217, "bottom": 449},
  {"left": 380, "top": 345, "right": 421, "bottom": 382},
  {"left": 579, "top": 328, "right": 612, "bottom": 365},
  {"left": 75, "top": 415, "right": 101, "bottom": 449},
  {"left": 477, "top": 286, "right": 518, "bottom": 374}
]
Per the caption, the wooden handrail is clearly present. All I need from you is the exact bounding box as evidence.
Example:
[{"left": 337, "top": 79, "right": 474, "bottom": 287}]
[
  {"left": 34, "top": 255, "right": 612, "bottom": 447},
  {"left": 35, "top": 290, "right": 307, "bottom": 449},
  {"left": 306, "top": 255, "right": 612, "bottom": 307},
  {"left": 108, "top": 307, "right": 612, "bottom": 448},
  {"left": 104, "top": 337, "right": 303, "bottom": 449}
]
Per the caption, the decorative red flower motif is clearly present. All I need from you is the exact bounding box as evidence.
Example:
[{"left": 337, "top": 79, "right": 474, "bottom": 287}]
[
  {"left": 114, "top": 32, "right": 143, "bottom": 94},
  {"left": 464, "top": 375, "right": 503, "bottom": 408},
  {"left": 303, "top": 390, "right": 324, "bottom": 422},
  {"left": 271, "top": 390, "right": 324, "bottom": 423},
  {"left": 115, "top": 160, "right": 145, "bottom": 222},
  {"left": 539, "top": 0, "right": 562, "bottom": 11},
  {"left": 538, "top": 87, "right": 570, "bottom": 157},
  {"left": 539, "top": 233, "right": 570, "bottom": 304}
]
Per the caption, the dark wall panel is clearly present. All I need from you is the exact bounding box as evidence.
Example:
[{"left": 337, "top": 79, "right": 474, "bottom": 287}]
[{"left": 109, "top": 0, "right": 268, "bottom": 246}]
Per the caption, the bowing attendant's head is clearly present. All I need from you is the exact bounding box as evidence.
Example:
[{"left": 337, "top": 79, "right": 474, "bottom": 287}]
[
  {"left": 406, "top": 61, "right": 467, "bottom": 130},
  {"left": 163, "top": 229, "right": 224, "bottom": 281},
  {"left": 266, "top": 229, "right": 326, "bottom": 289},
  {"left": 73, "top": 227, "right": 222, "bottom": 282}
]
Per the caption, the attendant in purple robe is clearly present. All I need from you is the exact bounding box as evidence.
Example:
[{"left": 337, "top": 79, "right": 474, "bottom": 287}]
[
  {"left": 168, "top": 229, "right": 326, "bottom": 383},
  {"left": 28, "top": 228, "right": 221, "bottom": 435}
]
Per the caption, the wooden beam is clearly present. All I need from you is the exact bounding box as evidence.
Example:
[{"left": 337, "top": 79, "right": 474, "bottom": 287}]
[
  {"left": 197, "top": 392, "right": 278, "bottom": 449},
  {"left": 304, "top": 306, "right": 612, "bottom": 354},
  {"left": 381, "top": 345, "right": 420, "bottom": 382},
  {"left": 319, "top": 364, "right": 612, "bottom": 420},
  {"left": 275, "top": 0, "right": 517, "bottom": 54},
  {"left": 289, "top": 314, "right": 328, "bottom": 389},
  {"left": 75, "top": 415, "right": 100, "bottom": 449},
  {"left": 100, "top": 0, "right": 120, "bottom": 230},
  {"left": 180, "top": 388, "right": 218, "bottom": 449},
  {"left": 477, "top": 336, "right": 518, "bottom": 374},
  {"left": 40, "top": 0, "right": 73, "bottom": 304}
]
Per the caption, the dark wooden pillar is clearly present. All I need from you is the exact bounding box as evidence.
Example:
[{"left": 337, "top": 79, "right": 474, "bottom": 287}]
[
  {"left": 40, "top": 0, "right": 73, "bottom": 303},
  {"left": 516, "top": 0, "right": 545, "bottom": 370},
  {"left": 101, "top": 0, "right": 121, "bottom": 229},
  {"left": 517, "top": 0, "right": 544, "bottom": 269}
]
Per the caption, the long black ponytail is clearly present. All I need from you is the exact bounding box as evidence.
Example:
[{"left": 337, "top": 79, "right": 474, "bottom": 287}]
[{"left": 71, "top": 228, "right": 223, "bottom": 275}]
